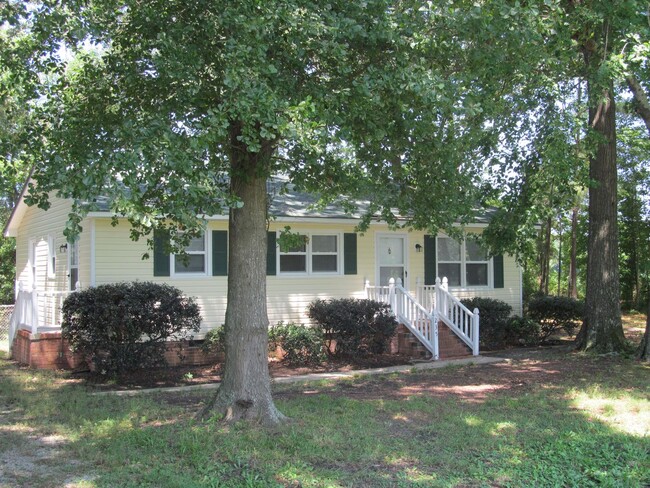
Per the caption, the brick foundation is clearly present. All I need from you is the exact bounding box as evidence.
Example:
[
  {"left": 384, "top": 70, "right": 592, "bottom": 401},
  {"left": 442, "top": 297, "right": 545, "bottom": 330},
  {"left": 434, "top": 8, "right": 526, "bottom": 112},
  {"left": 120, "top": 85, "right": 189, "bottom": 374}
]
[
  {"left": 12, "top": 329, "right": 85, "bottom": 370},
  {"left": 393, "top": 322, "right": 472, "bottom": 359},
  {"left": 11, "top": 329, "right": 224, "bottom": 370}
]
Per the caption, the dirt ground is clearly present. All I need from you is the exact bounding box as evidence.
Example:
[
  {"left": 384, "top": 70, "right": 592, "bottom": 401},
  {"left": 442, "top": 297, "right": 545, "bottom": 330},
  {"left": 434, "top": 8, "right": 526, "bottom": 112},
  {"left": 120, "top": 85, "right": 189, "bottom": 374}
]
[{"left": 69, "top": 353, "right": 417, "bottom": 391}]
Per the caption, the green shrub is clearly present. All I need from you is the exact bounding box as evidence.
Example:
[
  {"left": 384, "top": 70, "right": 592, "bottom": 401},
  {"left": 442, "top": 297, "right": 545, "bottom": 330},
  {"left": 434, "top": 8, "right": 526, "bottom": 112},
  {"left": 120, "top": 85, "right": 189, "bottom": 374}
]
[
  {"left": 460, "top": 297, "right": 512, "bottom": 350},
  {"left": 62, "top": 282, "right": 201, "bottom": 374},
  {"left": 307, "top": 298, "right": 397, "bottom": 356},
  {"left": 268, "top": 322, "right": 326, "bottom": 365},
  {"left": 526, "top": 295, "right": 584, "bottom": 342},
  {"left": 506, "top": 316, "right": 541, "bottom": 347},
  {"left": 200, "top": 326, "right": 226, "bottom": 354}
]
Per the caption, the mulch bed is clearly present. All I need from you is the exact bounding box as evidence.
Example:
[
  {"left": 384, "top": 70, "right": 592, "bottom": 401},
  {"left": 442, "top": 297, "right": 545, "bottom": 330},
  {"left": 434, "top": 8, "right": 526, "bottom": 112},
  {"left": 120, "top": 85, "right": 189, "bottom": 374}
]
[{"left": 71, "top": 353, "right": 416, "bottom": 391}]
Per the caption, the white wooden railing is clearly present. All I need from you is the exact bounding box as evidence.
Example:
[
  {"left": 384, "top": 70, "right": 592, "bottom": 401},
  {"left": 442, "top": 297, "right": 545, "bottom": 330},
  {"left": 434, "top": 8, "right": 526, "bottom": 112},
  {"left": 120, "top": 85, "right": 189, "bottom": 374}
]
[
  {"left": 366, "top": 276, "right": 480, "bottom": 359},
  {"left": 434, "top": 277, "right": 480, "bottom": 355},
  {"left": 8, "top": 281, "right": 79, "bottom": 349},
  {"left": 366, "top": 278, "right": 439, "bottom": 359}
]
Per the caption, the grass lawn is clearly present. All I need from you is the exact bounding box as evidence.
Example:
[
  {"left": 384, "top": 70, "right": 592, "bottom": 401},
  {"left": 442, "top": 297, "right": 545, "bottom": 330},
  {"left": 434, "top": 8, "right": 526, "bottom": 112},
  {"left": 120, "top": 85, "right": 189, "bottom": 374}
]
[{"left": 0, "top": 318, "right": 648, "bottom": 487}]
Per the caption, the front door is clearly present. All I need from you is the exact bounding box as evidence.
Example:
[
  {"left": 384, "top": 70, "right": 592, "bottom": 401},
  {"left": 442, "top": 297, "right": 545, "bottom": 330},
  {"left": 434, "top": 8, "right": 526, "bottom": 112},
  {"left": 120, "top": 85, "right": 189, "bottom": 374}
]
[{"left": 377, "top": 235, "right": 407, "bottom": 287}]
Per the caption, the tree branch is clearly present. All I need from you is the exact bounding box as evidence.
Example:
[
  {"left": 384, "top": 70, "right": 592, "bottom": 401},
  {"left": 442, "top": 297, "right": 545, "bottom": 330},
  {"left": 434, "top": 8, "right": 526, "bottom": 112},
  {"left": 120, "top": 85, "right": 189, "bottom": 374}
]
[{"left": 626, "top": 74, "right": 650, "bottom": 137}]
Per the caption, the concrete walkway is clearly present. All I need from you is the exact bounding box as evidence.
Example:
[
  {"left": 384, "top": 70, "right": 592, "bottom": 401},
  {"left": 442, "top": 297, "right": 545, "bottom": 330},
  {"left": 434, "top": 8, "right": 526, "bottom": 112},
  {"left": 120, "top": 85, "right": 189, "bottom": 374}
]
[{"left": 94, "top": 355, "right": 506, "bottom": 397}]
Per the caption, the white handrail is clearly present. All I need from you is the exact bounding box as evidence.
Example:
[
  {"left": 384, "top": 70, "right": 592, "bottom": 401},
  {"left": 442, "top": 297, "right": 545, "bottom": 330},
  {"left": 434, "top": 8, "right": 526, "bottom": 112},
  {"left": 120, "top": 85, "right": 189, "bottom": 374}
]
[
  {"left": 366, "top": 279, "right": 438, "bottom": 360},
  {"left": 435, "top": 277, "right": 480, "bottom": 355},
  {"left": 8, "top": 281, "right": 80, "bottom": 351}
]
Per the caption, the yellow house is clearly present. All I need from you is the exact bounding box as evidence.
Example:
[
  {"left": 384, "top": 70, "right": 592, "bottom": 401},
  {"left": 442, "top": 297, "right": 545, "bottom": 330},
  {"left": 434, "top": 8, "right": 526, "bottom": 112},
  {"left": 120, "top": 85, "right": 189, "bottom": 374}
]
[{"left": 4, "top": 183, "right": 523, "bottom": 367}]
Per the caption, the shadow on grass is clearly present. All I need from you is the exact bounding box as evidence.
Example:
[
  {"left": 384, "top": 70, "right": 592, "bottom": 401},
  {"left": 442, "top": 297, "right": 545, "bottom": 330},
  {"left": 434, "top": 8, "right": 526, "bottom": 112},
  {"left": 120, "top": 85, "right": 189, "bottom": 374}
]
[{"left": 1, "top": 349, "right": 649, "bottom": 487}]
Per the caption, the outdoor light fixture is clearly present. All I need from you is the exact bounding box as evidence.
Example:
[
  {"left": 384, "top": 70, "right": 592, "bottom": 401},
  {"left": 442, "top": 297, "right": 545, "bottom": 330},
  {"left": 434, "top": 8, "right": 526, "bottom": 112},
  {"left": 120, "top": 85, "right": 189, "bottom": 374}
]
[
  {"left": 59, "top": 243, "right": 68, "bottom": 253},
  {"left": 415, "top": 243, "right": 423, "bottom": 253}
]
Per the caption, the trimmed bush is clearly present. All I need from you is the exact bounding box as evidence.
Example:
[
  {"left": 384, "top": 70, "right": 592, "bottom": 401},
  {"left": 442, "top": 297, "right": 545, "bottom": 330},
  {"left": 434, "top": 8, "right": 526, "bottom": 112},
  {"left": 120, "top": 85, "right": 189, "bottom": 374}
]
[
  {"left": 460, "top": 297, "right": 512, "bottom": 350},
  {"left": 307, "top": 298, "right": 397, "bottom": 356},
  {"left": 200, "top": 326, "right": 226, "bottom": 354},
  {"left": 506, "top": 316, "right": 541, "bottom": 347},
  {"left": 268, "top": 322, "right": 326, "bottom": 365},
  {"left": 526, "top": 295, "right": 584, "bottom": 342},
  {"left": 62, "top": 282, "right": 201, "bottom": 374}
]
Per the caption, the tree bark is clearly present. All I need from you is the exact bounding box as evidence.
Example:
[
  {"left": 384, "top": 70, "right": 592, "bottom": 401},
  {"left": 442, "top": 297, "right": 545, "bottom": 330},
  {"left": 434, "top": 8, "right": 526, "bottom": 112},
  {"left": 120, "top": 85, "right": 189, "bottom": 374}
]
[
  {"left": 637, "top": 299, "right": 650, "bottom": 361},
  {"left": 575, "top": 74, "right": 626, "bottom": 353},
  {"left": 197, "top": 126, "right": 286, "bottom": 426},
  {"left": 568, "top": 206, "right": 578, "bottom": 299},
  {"left": 539, "top": 217, "right": 552, "bottom": 295}
]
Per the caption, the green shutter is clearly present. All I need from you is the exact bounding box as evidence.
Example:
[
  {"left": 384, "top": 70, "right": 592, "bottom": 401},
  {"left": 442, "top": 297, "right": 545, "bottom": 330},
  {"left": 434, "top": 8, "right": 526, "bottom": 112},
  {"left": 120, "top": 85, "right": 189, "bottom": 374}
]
[
  {"left": 493, "top": 254, "right": 504, "bottom": 288},
  {"left": 266, "top": 231, "right": 277, "bottom": 276},
  {"left": 343, "top": 233, "right": 357, "bottom": 275},
  {"left": 153, "top": 229, "right": 170, "bottom": 277},
  {"left": 212, "top": 230, "right": 228, "bottom": 276},
  {"left": 424, "top": 235, "right": 436, "bottom": 285}
]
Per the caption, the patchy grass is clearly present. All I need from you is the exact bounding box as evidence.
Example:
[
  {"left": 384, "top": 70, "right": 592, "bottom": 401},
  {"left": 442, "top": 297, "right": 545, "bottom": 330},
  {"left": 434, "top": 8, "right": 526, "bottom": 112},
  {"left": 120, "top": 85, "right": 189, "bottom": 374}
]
[{"left": 1, "top": 345, "right": 649, "bottom": 487}]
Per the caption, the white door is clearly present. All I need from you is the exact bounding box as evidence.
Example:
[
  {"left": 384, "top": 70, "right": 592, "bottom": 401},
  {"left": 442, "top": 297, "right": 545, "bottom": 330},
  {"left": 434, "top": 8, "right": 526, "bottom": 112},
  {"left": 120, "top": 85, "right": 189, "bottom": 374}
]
[{"left": 377, "top": 235, "right": 407, "bottom": 286}]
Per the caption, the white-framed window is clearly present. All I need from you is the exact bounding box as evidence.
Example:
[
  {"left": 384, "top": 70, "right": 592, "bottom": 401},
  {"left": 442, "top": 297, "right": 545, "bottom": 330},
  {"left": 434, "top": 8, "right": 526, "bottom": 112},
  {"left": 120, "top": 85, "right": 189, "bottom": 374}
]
[
  {"left": 173, "top": 233, "right": 208, "bottom": 276},
  {"left": 278, "top": 233, "right": 340, "bottom": 275},
  {"left": 437, "top": 236, "right": 490, "bottom": 288},
  {"left": 47, "top": 235, "right": 56, "bottom": 279},
  {"left": 29, "top": 239, "right": 37, "bottom": 286}
]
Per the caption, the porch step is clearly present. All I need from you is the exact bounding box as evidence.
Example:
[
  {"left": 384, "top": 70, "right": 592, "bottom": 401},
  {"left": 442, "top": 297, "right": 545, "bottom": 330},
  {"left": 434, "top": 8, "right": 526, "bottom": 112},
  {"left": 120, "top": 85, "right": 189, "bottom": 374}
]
[
  {"left": 394, "top": 322, "right": 471, "bottom": 359},
  {"left": 437, "top": 323, "right": 472, "bottom": 359}
]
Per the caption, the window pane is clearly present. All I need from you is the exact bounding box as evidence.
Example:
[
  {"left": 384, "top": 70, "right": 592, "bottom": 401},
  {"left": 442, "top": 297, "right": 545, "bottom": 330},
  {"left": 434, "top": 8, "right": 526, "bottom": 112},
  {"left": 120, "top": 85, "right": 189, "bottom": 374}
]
[
  {"left": 312, "top": 235, "right": 337, "bottom": 253},
  {"left": 185, "top": 236, "right": 205, "bottom": 252},
  {"left": 466, "top": 263, "right": 488, "bottom": 286},
  {"left": 466, "top": 240, "right": 487, "bottom": 261},
  {"left": 175, "top": 255, "right": 205, "bottom": 273},
  {"left": 283, "top": 241, "right": 306, "bottom": 253},
  {"left": 438, "top": 238, "right": 460, "bottom": 261},
  {"left": 379, "top": 266, "right": 404, "bottom": 286},
  {"left": 312, "top": 255, "right": 337, "bottom": 272},
  {"left": 70, "top": 241, "right": 79, "bottom": 266},
  {"left": 438, "top": 263, "right": 461, "bottom": 286},
  {"left": 280, "top": 255, "right": 306, "bottom": 272},
  {"left": 379, "top": 237, "right": 404, "bottom": 265}
]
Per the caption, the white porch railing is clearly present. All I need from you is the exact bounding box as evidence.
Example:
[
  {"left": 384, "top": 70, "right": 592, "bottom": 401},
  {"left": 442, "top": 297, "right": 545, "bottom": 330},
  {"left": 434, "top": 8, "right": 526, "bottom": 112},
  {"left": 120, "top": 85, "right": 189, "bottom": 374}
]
[
  {"left": 8, "top": 281, "right": 79, "bottom": 349},
  {"left": 366, "top": 278, "right": 439, "bottom": 359},
  {"left": 434, "top": 277, "right": 480, "bottom": 356},
  {"left": 366, "top": 276, "right": 480, "bottom": 359}
]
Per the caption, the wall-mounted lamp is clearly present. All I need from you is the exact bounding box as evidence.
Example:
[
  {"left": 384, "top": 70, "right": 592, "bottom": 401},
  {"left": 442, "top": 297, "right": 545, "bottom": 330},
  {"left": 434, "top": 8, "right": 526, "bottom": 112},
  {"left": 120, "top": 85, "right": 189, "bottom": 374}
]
[
  {"left": 415, "top": 243, "right": 423, "bottom": 253},
  {"left": 59, "top": 243, "right": 68, "bottom": 254}
]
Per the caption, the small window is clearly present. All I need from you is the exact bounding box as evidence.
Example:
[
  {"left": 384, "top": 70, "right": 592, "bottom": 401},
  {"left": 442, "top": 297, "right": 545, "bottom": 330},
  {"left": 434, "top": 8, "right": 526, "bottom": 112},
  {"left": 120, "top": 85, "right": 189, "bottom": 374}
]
[
  {"left": 69, "top": 240, "right": 79, "bottom": 290},
  {"left": 174, "top": 234, "right": 207, "bottom": 274},
  {"left": 278, "top": 233, "right": 340, "bottom": 275},
  {"left": 279, "top": 240, "right": 307, "bottom": 273},
  {"left": 47, "top": 236, "right": 56, "bottom": 279},
  {"left": 465, "top": 240, "right": 489, "bottom": 286},
  {"left": 437, "top": 236, "right": 490, "bottom": 288},
  {"left": 311, "top": 235, "right": 338, "bottom": 273},
  {"left": 437, "top": 237, "right": 461, "bottom": 286}
]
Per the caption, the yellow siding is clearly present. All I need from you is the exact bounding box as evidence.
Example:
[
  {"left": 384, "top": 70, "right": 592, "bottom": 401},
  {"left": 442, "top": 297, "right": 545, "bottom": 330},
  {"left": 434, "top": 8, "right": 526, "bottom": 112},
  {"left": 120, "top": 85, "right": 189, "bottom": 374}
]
[
  {"left": 15, "top": 197, "right": 92, "bottom": 292},
  {"left": 93, "top": 218, "right": 523, "bottom": 334}
]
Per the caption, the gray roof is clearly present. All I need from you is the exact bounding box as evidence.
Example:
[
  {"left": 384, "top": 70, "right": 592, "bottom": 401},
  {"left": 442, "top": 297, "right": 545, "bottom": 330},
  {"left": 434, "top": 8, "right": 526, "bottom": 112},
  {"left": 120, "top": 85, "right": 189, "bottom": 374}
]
[{"left": 87, "top": 180, "right": 495, "bottom": 223}]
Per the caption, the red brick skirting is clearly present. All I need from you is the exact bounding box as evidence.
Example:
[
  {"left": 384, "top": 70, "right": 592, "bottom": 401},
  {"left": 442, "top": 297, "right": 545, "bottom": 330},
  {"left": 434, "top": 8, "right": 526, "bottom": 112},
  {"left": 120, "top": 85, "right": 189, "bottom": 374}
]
[
  {"left": 11, "top": 329, "right": 224, "bottom": 370},
  {"left": 12, "top": 323, "right": 469, "bottom": 370},
  {"left": 12, "top": 329, "right": 85, "bottom": 370}
]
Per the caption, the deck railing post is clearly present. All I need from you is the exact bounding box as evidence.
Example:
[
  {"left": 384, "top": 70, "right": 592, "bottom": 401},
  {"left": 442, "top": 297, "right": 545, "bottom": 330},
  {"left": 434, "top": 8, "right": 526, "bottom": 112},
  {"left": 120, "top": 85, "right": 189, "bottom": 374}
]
[
  {"left": 388, "top": 278, "right": 396, "bottom": 314},
  {"left": 472, "top": 307, "right": 480, "bottom": 356},
  {"left": 396, "top": 278, "right": 403, "bottom": 318},
  {"left": 364, "top": 279, "right": 370, "bottom": 300},
  {"left": 31, "top": 287, "right": 39, "bottom": 335}
]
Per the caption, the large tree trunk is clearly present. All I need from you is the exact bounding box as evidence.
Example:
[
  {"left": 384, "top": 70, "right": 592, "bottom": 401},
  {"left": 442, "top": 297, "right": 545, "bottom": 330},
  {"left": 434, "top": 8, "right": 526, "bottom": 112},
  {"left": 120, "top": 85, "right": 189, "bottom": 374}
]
[
  {"left": 198, "top": 127, "right": 286, "bottom": 426},
  {"left": 568, "top": 206, "right": 578, "bottom": 299},
  {"left": 637, "top": 299, "right": 650, "bottom": 361},
  {"left": 575, "top": 74, "right": 626, "bottom": 353}
]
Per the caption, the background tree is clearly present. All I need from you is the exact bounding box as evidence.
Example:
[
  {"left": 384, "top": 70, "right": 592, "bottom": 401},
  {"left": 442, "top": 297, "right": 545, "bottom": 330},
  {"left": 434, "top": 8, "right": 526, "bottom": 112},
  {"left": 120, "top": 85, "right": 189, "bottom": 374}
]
[{"left": 0, "top": 5, "right": 36, "bottom": 303}]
